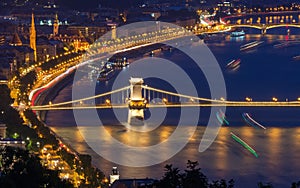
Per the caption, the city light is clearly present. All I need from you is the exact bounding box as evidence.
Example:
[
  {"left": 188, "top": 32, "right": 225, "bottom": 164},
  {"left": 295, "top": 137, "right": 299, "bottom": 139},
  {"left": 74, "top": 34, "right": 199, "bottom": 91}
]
[{"left": 2, "top": 1, "right": 300, "bottom": 187}]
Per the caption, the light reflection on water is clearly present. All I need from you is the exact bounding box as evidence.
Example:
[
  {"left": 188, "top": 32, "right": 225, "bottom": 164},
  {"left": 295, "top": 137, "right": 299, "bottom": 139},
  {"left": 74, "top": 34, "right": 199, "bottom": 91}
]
[{"left": 51, "top": 125, "right": 300, "bottom": 187}]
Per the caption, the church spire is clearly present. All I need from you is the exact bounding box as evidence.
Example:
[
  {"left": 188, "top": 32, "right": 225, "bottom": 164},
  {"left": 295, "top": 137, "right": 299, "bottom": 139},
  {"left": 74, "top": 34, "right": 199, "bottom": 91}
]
[
  {"left": 53, "top": 13, "right": 59, "bottom": 36},
  {"left": 10, "top": 32, "right": 23, "bottom": 46},
  {"left": 30, "top": 12, "right": 37, "bottom": 62}
]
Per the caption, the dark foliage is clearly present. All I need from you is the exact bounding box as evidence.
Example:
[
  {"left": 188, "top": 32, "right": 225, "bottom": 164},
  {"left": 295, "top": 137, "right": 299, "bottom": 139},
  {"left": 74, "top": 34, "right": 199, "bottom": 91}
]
[
  {"left": 291, "top": 181, "right": 300, "bottom": 188},
  {"left": 0, "top": 146, "right": 73, "bottom": 188},
  {"left": 156, "top": 160, "right": 234, "bottom": 188}
]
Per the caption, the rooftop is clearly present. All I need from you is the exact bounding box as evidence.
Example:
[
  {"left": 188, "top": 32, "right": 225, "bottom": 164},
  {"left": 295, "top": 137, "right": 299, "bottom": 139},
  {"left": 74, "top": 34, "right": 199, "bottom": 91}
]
[{"left": 111, "top": 178, "right": 156, "bottom": 188}]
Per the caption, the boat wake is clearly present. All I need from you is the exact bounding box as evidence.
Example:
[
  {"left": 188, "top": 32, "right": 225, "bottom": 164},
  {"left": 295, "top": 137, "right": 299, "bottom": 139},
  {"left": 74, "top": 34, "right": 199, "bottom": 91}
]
[{"left": 242, "top": 113, "right": 266, "bottom": 130}]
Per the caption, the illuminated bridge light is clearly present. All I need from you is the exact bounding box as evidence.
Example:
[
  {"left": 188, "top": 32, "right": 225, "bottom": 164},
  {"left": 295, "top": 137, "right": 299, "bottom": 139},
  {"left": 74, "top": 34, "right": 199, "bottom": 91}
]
[
  {"left": 162, "top": 98, "right": 168, "bottom": 103},
  {"left": 128, "top": 100, "right": 147, "bottom": 109},
  {"left": 245, "top": 97, "right": 252, "bottom": 102},
  {"left": 105, "top": 99, "right": 111, "bottom": 105}
]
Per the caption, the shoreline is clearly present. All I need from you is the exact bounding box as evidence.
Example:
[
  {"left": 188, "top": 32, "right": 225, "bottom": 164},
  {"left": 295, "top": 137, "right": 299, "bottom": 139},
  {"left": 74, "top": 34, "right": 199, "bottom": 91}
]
[
  {"left": 35, "top": 72, "right": 75, "bottom": 121},
  {"left": 33, "top": 70, "right": 82, "bottom": 156}
]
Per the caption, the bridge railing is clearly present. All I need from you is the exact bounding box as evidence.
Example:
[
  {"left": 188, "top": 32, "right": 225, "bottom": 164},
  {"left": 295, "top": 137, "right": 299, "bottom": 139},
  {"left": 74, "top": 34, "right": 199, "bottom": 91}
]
[{"left": 29, "top": 84, "right": 300, "bottom": 111}]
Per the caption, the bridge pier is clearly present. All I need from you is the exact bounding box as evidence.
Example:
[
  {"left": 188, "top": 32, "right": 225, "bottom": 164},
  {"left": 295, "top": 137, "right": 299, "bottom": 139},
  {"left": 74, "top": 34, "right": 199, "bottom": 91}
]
[
  {"left": 261, "top": 24, "right": 267, "bottom": 35},
  {"left": 128, "top": 78, "right": 147, "bottom": 125}
]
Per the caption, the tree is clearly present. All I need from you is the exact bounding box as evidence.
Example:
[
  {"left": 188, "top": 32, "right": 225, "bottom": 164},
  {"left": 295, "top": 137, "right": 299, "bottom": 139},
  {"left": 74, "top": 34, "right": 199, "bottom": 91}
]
[
  {"left": 291, "top": 181, "right": 300, "bottom": 188},
  {"left": 209, "top": 179, "right": 235, "bottom": 188},
  {"left": 0, "top": 146, "right": 72, "bottom": 188},
  {"left": 158, "top": 164, "right": 183, "bottom": 188},
  {"left": 0, "top": 85, "right": 24, "bottom": 126},
  {"left": 258, "top": 182, "right": 273, "bottom": 188},
  {"left": 182, "top": 160, "right": 208, "bottom": 188},
  {"left": 157, "top": 161, "right": 235, "bottom": 188}
]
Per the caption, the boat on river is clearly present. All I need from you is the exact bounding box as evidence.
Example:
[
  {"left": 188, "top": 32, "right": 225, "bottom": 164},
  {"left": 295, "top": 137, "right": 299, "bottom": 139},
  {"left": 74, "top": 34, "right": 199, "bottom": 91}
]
[
  {"left": 97, "top": 68, "right": 115, "bottom": 81},
  {"left": 242, "top": 113, "right": 266, "bottom": 130},
  {"left": 226, "top": 59, "right": 241, "bottom": 69},
  {"left": 230, "top": 30, "right": 245, "bottom": 37},
  {"left": 240, "top": 41, "right": 264, "bottom": 51},
  {"left": 292, "top": 55, "right": 300, "bottom": 61}
]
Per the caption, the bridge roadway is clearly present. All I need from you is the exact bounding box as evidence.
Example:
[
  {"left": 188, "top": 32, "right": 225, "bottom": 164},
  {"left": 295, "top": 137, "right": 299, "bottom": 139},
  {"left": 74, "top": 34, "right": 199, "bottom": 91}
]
[
  {"left": 30, "top": 84, "right": 300, "bottom": 111},
  {"left": 30, "top": 101, "right": 300, "bottom": 111}
]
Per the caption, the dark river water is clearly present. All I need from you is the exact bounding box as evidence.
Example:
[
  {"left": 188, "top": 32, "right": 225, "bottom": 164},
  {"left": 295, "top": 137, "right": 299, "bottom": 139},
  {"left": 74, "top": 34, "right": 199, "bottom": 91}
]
[{"left": 46, "top": 28, "right": 300, "bottom": 187}]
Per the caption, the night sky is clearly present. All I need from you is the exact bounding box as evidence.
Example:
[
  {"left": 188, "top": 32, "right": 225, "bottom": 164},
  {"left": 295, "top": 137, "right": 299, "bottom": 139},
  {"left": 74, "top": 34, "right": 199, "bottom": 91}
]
[{"left": 57, "top": 0, "right": 144, "bottom": 10}]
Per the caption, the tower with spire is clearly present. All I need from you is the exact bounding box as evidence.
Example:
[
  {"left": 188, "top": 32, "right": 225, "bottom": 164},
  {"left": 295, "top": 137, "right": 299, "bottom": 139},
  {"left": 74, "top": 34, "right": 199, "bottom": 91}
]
[
  {"left": 53, "top": 13, "right": 59, "bottom": 36},
  {"left": 30, "top": 12, "right": 37, "bottom": 62},
  {"left": 10, "top": 32, "right": 23, "bottom": 46}
]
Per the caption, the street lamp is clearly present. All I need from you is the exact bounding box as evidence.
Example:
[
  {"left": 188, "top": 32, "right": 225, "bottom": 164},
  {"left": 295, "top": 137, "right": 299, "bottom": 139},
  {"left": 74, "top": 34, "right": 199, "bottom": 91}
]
[
  {"left": 272, "top": 97, "right": 278, "bottom": 102},
  {"left": 245, "top": 97, "right": 252, "bottom": 102},
  {"left": 162, "top": 98, "right": 168, "bottom": 103},
  {"left": 105, "top": 99, "right": 111, "bottom": 105}
]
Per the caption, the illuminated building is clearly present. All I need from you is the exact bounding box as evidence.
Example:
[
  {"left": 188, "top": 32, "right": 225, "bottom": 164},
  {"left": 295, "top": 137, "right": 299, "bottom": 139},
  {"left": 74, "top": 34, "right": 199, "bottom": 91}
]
[
  {"left": 0, "top": 45, "right": 34, "bottom": 69},
  {"left": 36, "top": 37, "right": 62, "bottom": 62},
  {"left": 110, "top": 167, "right": 120, "bottom": 185},
  {"left": 0, "top": 124, "right": 6, "bottom": 138},
  {"left": 0, "top": 35, "right": 5, "bottom": 46},
  {"left": 50, "top": 34, "right": 90, "bottom": 51}
]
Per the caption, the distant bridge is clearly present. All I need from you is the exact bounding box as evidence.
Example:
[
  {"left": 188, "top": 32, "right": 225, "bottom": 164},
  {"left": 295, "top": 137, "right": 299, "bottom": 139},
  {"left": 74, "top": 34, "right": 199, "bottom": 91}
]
[{"left": 228, "top": 23, "right": 300, "bottom": 34}]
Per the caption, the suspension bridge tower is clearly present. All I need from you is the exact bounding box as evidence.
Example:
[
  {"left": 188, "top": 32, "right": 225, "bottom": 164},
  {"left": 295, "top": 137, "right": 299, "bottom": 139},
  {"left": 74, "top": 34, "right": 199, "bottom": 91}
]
[{"left": 128, "top": 78, "right": 147, "bottom": 125}]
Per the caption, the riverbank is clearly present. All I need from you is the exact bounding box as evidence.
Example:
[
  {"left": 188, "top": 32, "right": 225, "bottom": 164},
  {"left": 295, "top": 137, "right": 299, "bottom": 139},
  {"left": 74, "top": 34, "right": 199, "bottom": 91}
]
[{"left": 35, "top": 71, "right": 75, "bottom": 121}]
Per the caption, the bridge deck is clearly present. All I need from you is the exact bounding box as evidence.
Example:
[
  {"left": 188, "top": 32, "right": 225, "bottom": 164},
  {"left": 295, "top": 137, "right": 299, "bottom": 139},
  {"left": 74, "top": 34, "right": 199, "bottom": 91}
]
[{"left": 30, "top": 101, "right": 300, "bottom": 111}]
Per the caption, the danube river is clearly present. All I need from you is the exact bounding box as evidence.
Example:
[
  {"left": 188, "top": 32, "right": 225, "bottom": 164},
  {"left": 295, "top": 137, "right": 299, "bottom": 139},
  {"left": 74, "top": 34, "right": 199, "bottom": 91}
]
[{"left": 46, "top": 28, "right": 300, "bottom": 187}]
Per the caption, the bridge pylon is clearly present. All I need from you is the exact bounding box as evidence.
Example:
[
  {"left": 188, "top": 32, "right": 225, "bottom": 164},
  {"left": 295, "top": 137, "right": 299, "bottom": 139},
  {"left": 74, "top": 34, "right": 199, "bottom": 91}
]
[{"left": 128, "top": 78, "right": 147, "bottom": 125}]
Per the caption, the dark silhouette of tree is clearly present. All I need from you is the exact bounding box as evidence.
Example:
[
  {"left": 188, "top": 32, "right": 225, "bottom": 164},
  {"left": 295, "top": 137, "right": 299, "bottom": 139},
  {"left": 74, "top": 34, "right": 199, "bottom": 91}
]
[
  {"left": 291, "top": 181, "right": 300, "bottom": 188},
  {"left": 158, "top": 164, "right": 183, "bottom": 188},
  {"left": 258, "top": 182, "right": 273, "bottom": 188},
  {"left": 0, "top": 146, "right": 72, "bottom": 188},
  {"left": 157, "top": 161, "right": 235, "bottom": 188},
  {"left": 209, "top": 179, "right": 235, "bottom": 188},
  {"left": 182, "top": 160, "right": 208, "bottom": 188},
  {"left": 0, "top": 85, "right": 24, "bottom": 126}
]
